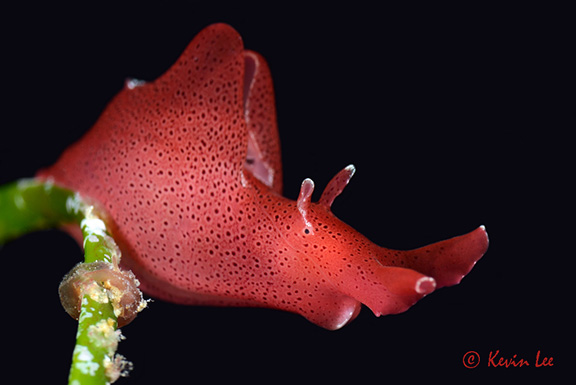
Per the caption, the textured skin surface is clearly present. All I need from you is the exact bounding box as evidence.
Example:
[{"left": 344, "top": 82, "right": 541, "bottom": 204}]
[{"left": 38, "top": 24, "right": 488, "bottom": 329}]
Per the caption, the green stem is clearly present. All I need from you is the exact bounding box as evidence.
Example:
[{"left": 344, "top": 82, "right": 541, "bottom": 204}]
[
  {"left": 68, "top": 209, "right": 133, "bottom": 385},
  {"left": 70, "top": 293, "right": 122, "bottom": 385},
  {"left": 0, "top": 179, "right": 141, "bottom": 384},
  {"left": 0, "top": 179, "right": 83, "bottom": 243}
]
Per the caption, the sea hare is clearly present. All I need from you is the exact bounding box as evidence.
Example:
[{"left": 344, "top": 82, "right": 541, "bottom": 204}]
[{"left": 38, "top": 23, "right": 488, "bottom": 330}]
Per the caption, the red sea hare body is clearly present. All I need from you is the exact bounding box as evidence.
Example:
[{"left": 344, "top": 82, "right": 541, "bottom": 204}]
[{"left": 38, "top": 24, "right": 488, "bottom": 330}]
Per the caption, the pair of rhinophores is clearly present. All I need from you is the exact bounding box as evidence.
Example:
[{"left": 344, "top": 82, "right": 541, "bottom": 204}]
[{"left": 39, "top": 23, "right": 488, "bottom": 330}]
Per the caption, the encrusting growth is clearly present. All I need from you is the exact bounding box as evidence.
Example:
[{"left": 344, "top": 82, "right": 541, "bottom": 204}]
[
  {"left": 62, "top": 203, "right": 147, "bottom": 328},
  {"left": 59, "top": 261, "right": 145, "bottom": 328}
]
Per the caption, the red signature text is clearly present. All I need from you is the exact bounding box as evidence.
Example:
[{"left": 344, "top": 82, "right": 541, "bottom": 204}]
[{"left": 463, "top": 350, "right": 554, "bottom": 369}]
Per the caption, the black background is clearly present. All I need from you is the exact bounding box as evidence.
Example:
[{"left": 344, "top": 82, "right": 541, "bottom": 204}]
[{"left": 0, "top": 3, "right": 572, "bottom": 384}]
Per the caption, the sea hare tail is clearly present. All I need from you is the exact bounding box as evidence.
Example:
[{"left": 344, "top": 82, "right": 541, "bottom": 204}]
[{"left": 397, "top": 226, "right": 489, "bottom": 288}]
